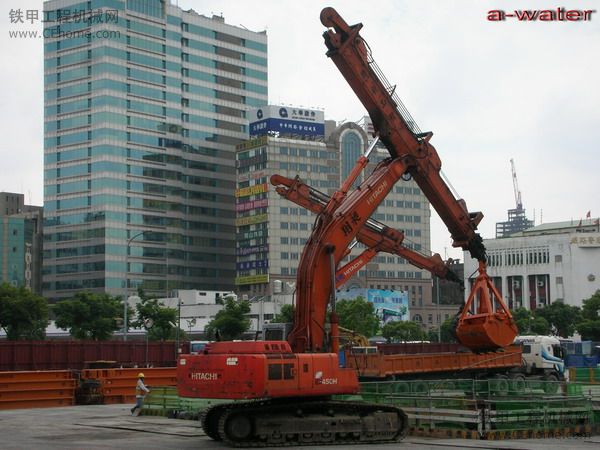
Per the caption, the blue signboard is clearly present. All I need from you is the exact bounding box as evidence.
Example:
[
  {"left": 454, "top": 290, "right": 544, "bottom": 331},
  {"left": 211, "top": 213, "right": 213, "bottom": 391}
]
[
  {"left": 336, "top": 288, "right": 409, "bottom": 325},
  {"left": 236, "top": 259, "right": 269, "bottom": 271},
  {"left": 249, "top": 105, "right": 325, "bottom": 138},
  {"left": 250, "top": 118, "right": 324, "bottom": 137}
]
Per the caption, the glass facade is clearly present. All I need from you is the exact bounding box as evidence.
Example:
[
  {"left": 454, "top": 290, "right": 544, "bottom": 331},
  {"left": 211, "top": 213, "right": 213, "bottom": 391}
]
[
  {"left": 43, "top": 0, "right": 268, "bottom": 299},
  {"left": 235, "top": 119, "right": 432, "bottom": 308}
]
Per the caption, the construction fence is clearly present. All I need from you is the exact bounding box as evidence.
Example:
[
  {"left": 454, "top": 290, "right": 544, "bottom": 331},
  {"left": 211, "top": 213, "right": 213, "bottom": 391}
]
[
  {"left": 0, "top": 367, "right": 177, "bottom": 410},
  {"left": 2, "top": 366, "right": 600, "bottom": 440},
  {"left": 348, "top": 378, "right": 600, "bottom": 439},
  {"left": 0, "top": 340, "right": 186, "bottom": 371},
  {"left": 140, "top": 376, "right": 600, "bottom": 440}
]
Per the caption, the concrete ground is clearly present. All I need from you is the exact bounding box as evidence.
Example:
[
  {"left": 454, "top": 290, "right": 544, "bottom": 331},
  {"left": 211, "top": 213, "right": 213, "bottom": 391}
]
[{"left": 0, "top": 404, "right": 598, "bottom": 450}]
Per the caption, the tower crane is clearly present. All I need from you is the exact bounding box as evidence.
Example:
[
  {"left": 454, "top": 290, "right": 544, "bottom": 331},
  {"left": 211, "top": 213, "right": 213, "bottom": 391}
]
[{"left": 510, "top": 158, "right": 523, "bottom": 210}]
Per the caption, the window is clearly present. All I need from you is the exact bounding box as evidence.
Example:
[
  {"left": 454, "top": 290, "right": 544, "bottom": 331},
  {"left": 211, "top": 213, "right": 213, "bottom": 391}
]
[
  {"left": 268, "top": 364, "right": 282, "bottom": 380},
  {"left": 267, "top": 363, "right": 294, "bottom": 380}
]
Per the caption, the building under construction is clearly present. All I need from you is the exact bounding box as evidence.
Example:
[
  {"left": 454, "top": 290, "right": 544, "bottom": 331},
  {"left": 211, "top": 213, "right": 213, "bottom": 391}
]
[{"left": 496, "top": 159, "right": 534, "bottom": 238}]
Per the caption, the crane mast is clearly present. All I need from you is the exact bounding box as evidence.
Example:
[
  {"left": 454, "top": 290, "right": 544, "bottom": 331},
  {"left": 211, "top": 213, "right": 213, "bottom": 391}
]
[
  {"left": 320, "top": 7, "right": 486, "bottom": 260},
  {"left": 315, "top": 7, "right": 517, "bottom": 351},
  {"left": 510, "top": 158, "right": 523, "bottom": 209}
]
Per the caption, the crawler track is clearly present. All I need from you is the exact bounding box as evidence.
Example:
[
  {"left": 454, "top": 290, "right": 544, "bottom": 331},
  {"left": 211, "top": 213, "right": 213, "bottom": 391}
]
[{"left": 201, "top": 398, "right": 408, "bottom": 447}]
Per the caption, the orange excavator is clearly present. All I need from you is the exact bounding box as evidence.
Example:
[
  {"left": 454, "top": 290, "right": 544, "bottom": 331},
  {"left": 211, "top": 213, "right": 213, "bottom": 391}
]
[
  {"left": 318, "top": 7, "right": 517, "bottom": 351},
  {"left": 177, "top": 7, "right": 517, "bottom": 446}
]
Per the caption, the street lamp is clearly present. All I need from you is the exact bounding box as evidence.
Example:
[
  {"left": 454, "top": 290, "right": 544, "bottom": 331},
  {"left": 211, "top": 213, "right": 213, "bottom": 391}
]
[
  {"left": 186, "top": 318, "right": 196, "bottom": 337},
  {"left": 175, "top": 295, "right": 182, "bottom": 354},
  {"left": 124, "top": 231, "right": 145, "bottom": 341},
  {"left": 143, "top": 318, "right": 154, "bottom": 367},
  {"left": 436, "top": 276, "right": 441, "bottom": 342}
]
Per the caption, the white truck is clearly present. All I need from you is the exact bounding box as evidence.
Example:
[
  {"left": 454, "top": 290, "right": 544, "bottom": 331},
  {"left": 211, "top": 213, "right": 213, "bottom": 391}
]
[{"left": 513, "top": 335, "right": 565, "bottom": 383}]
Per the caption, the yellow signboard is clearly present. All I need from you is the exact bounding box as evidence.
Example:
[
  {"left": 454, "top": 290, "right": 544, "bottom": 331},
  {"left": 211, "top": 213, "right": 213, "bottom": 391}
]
[
  {"left": 236, "top": 135, "right": 268, "bottom": 151},
  {"left": 235, "top": 274, "right": 269, "bottom": 285},
  {"left": 235, "top": 183, "right": 268, "bottom": 198},
  {"left": 236, "top": 213, "right": 268, "bottom": 227}
]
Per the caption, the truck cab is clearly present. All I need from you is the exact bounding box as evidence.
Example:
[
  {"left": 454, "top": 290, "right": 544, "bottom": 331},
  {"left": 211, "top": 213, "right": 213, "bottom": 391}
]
[{"left": 513, "top": 335, "right": 565, "bottom": 379}]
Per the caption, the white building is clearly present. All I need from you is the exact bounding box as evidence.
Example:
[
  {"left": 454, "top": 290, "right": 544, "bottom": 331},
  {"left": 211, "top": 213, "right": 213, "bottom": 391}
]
[
  {"left": 464, "top": 220, "right": 600, "bottom": 310},
  {"left": 163, "top": 289, "right": 292, "bottom": 334}
]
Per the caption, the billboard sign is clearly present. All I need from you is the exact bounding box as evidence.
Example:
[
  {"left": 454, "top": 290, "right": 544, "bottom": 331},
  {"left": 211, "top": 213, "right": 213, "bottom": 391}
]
[
  {"left": 336, "top": 288, "right": 409, "bottom": 325},
  {"left": 236, "top": 259, "right": 269, "bottom": 271},
  {"left": 249, "top": 105, "right": 325, "bottom": 138}
]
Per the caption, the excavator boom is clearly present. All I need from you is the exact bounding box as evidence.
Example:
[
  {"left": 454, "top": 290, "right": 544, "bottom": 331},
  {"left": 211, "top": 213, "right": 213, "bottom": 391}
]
[
  {"left": 271, "top": 174, "right": 461, "bottom": 285},
  {"left": 320, "top": 7, "right": 485, "bottom": 260},
  {"left": 318, "top": 7, "right": 516, "bottom": 351}
]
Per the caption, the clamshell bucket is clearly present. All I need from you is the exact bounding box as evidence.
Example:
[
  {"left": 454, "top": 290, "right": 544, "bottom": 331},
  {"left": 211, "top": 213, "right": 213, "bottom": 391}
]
[{"left": 455, "top": 262, "right": 518, "bottom": 351}]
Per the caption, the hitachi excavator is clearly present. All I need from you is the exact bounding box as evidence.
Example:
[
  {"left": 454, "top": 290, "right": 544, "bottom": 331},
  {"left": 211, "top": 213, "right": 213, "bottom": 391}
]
[{"left": 177, "top": 7, "right": 518, "bottom": 447}]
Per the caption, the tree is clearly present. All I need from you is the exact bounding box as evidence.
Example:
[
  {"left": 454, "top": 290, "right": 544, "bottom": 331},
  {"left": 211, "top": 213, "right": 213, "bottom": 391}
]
[
  {"left": 511, "top": 307, "right": 551, "bottom": 335},
  {"left": 272, "top": 304, "right": 294, "bottom": 323},
  {"left": 428, "top": 316, "right": 459, "bottom": 343},
  {"left": 335, "top": 297, "right": 380, "bottom": 338},
  {"left": 535, "top": 302, "right": 582, "bottom": 338},
  {"left": 53, "top": 292, "right": 122, "bottom": 340},
  {"left": 205, "top": 297, "right": 250, "bottom": 340},
  {"left": 581, "top": 290, "right": 600, "bottom": 321},
  {"left": 0, "top": 283, "right": 48, "bottom": 340},
  {"left": 132, "top": 297, "right": 180, "bottom": 341},
  {"left": 577, "top": 290, "right": 600, "bottom": 340},
  {"left": 382, "top": 320, "right": 426, "bottom": 343}
]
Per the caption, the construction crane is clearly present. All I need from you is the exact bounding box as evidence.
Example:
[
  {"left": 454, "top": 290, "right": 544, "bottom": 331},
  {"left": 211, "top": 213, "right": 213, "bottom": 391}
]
[
  {"left": 496, "top": 159, "right": 534, "bottom": 238},
  {"left": 510, "top": 158, "right": 523, "bottom": 210}
]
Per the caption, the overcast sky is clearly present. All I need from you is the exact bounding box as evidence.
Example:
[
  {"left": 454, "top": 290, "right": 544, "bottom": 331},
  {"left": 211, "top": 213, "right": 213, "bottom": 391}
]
[{"left": 1, "top": 0, "right": 598, "bottom": 261}]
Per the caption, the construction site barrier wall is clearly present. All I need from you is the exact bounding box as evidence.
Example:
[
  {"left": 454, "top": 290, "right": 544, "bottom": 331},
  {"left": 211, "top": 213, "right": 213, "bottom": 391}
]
[
  {"left": 81, "top": 367, "right": 177, "bottom": 404},
  {"left": 570, "top": 367, "right": 600, "bottom": 383},
  {"left": 353, "top": 379, "right": 600, "bottom": 438},
  {"left": 0, "top": 370, "right": 76, "bottom": 410},
  {"left": 0, "top": 367, "right": 178, "bottom": 410},
  {"left": 140, "top": 379, "right": 600, "bottom": 439},
  {"left": 0, "top": 340, "right": 188, "bottom": 371}
]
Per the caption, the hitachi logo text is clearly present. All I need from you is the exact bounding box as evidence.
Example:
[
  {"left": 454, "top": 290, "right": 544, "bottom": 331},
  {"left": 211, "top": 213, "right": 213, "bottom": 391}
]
[
  {"left": 191, "top": 372, "right": 218, "bottom": 381},
  {"left": 343, "top": 259, "right": 364, "bottom": 277},
  {"left": 367, "top": 181, "right": 388, "bottom": 205}
]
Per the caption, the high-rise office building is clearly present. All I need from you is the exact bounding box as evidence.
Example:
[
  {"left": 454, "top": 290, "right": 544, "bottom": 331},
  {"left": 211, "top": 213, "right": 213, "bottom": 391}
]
[
  {"left": 235, "top": 108, "right": 435, "bottom": 326},
  {"left": 43, "top": 0, "right": 267, "bottom": 299},
  {"left": 0, "top": 193, "right": 43, "bottom": 294}
]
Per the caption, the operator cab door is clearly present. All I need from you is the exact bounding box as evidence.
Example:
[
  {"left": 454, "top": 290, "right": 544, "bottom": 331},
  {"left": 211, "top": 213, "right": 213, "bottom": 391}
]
[{"left": 265, "top": 355, "right": 299, "bottom": 396}]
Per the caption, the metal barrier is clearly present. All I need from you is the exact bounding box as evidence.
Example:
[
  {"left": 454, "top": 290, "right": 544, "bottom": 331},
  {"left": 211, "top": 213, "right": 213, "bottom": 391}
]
[
  {"left": 570, "top": 367, "right": 600, "bottom": 383},
  {"left": 483, "top": 396, "right": 594, "bottom": 433},
  {"left": 341, "top": 379, "right": 600, "bottom": 438},
  {"left": 141, "top": 386, "right": 231, "bottom": 417},
  {"left": 392, "top": 395, "right": 482, "bottom": 433},
  {"left": 81, "top": 367, "right": 177, "bottom": 404},
  {"left": 0, "top": 370, "right": 76, "bottom": 409}
]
